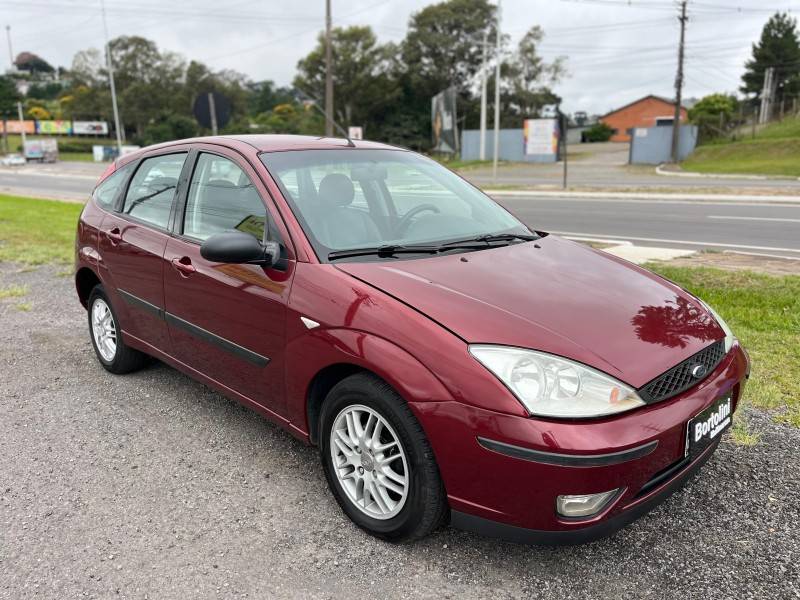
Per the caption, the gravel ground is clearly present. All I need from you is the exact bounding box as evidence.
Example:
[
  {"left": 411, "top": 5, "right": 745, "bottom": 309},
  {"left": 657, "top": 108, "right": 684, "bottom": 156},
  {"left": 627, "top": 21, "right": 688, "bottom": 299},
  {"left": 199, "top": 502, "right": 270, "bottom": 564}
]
[{"left": 1, "top": 264, "right": 798, "bottom": 600}]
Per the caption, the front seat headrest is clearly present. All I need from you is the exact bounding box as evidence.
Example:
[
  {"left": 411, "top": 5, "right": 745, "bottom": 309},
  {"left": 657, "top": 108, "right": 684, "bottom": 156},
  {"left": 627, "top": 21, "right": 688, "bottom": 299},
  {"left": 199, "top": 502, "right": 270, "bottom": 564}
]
[{"left": 318, "top": 173, "right": 355, "bottom": 207}]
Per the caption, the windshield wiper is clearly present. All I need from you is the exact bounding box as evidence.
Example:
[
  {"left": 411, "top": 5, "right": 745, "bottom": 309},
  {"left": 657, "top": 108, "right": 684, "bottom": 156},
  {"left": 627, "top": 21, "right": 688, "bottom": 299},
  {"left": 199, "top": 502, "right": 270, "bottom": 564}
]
[
  {"left": 328, "top": 244, "right": 441, "bottom": 260},
  {"left": 328, "top": 240, "right": 496, "bottom": 261},
  {"left": 439, "top": 232, "right": 539, "bottom": 247},
  {"left": 328, "top": 234, "right": 539, "bottom": 261}
]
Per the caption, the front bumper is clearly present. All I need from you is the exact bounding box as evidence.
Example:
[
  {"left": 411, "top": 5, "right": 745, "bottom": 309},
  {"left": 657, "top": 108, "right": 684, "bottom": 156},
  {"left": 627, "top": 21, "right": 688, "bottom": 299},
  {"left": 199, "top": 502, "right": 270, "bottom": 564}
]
[{"left": 410, "top": 343, "right": 749, "bottom": 544}]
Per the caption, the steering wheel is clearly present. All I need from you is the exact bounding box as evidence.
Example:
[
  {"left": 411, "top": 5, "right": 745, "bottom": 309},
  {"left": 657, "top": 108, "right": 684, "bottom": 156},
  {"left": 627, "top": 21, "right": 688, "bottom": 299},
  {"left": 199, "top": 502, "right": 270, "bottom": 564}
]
[{"left": 395, "top": 204, "right": 441, "bottom": 236}]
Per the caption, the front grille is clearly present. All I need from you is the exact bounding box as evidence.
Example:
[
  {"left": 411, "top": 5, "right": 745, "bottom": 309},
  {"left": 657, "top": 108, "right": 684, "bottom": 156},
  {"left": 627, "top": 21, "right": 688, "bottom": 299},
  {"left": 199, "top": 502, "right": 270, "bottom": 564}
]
[{"left": 638, "top": 340, "right": 725, "bottom": 404}]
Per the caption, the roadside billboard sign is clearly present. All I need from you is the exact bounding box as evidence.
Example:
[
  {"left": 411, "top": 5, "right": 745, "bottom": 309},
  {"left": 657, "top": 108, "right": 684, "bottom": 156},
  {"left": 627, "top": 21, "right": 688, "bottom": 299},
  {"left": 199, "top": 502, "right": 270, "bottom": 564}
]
[
  {"left": 73, "top": 121, "right": 109, "bottom": 135},
  {"left": 36, "top": 120, "right": 73, "bottom": 135},
  {"left": 523, "top": 118, "right": 559, "bottom": 158},
  {"left": 0, "top": 120, "right": 35, "bottom": 134},
  {"left": 431, "top": 87, "right": 458, "bottom": 154}
]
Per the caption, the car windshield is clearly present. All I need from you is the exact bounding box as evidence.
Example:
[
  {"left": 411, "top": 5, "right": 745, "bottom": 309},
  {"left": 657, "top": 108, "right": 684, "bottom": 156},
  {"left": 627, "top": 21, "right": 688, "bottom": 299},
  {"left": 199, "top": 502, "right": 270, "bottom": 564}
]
[{"left": 260, "top": 149, "right": 532, "bottom": 262}]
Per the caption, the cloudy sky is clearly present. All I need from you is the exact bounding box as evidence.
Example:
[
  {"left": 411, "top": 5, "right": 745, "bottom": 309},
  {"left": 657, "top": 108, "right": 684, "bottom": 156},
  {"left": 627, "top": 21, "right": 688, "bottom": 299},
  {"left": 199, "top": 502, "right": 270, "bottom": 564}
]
[{"left": 3, "top": 0, "right": 797, "bottom": 114}]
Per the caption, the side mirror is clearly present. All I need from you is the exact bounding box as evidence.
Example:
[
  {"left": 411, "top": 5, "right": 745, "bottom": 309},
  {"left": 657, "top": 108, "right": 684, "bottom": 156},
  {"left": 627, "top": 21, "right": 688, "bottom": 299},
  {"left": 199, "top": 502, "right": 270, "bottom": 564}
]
[{"left": 200, "top": 231, "right": 279, "bottom": 267}]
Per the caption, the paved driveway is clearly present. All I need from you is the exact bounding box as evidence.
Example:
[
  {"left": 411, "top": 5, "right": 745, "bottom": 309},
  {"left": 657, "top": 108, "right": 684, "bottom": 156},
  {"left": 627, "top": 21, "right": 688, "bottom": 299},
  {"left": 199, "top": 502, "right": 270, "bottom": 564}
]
[{"left": 1, "top": 265, "right": 798, "bottom": 599}]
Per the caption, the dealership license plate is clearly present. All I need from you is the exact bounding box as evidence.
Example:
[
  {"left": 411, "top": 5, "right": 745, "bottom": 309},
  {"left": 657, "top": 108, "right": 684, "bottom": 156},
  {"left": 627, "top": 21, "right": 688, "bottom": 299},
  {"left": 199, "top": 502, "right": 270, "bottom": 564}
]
[{"left": 685, "top": 393, "right": 733, "bottom": 457}]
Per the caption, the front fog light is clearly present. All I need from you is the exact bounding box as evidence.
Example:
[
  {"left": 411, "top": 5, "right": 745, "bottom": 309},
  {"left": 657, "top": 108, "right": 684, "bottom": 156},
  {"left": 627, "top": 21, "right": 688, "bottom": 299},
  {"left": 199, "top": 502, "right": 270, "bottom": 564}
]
[{"left": 556, "top": 489, "right": 620, "bottom": 518}]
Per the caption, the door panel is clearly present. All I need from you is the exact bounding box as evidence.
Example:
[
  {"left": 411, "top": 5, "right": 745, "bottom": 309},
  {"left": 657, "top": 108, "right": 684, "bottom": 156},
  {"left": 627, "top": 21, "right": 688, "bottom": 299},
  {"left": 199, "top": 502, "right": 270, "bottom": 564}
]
[
  {"left": 163, "top": 238, "right": 292, "bottom": 411},
  {"left": 163, "top": 151, "right": 293, "bottom": 414},
  {"left": 98, "top": 214, "right": 172, "bottom": 350},
  {"left": 98, "top": 152, "right": 189, "bottom": 351}
]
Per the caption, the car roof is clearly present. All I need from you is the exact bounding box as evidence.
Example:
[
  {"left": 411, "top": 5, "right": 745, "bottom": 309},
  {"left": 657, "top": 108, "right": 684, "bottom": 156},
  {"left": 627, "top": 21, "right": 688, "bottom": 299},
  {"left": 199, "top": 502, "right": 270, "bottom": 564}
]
[{"left": 120, "top": 134, "right": 403, "bottom": 163}]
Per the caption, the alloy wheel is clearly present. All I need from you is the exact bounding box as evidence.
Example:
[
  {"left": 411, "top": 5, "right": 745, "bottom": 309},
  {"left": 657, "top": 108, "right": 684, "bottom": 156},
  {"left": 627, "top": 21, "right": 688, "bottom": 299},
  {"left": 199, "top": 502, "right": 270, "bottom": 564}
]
[
  {"left": 91, "top": 298, "right": 117, "bottom": 362},
  {"left": 330, "top": 404, "right": 409, "bottom": 520}
]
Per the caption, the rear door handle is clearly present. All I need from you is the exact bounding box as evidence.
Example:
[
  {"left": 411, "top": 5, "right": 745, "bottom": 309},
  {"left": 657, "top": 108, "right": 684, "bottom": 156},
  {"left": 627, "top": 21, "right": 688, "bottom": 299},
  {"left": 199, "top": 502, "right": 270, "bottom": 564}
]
[
  {"left": 106, "top": 227, "right": 122, "bottom": 243},
  {"left": 171, "top": 256, "right": 196, "bottom": 276}
]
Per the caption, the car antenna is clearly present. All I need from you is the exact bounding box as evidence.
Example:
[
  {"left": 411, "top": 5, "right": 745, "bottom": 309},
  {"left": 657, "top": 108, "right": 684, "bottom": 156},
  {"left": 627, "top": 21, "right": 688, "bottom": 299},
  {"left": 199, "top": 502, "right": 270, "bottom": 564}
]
[{"left": 293, "top": 87, "right": 356, "bottom": 147}]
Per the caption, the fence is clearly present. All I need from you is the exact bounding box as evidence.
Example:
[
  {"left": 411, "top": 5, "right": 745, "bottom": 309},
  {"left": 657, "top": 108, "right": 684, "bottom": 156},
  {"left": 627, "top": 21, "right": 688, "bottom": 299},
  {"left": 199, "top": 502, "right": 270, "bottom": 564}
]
[
  {"left": 629, "top": 124, "right": 698, "bottom": 165},
  {"left": 460, "top": 129, "right": 558, "bottom": 163}
]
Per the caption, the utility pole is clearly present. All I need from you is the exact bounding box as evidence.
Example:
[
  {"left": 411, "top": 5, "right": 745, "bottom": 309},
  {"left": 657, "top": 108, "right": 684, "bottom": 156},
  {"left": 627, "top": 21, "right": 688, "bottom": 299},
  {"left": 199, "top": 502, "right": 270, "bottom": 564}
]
[
  {"left": 5, "top": 25, "right": 13, "bottom": 69},
  {"left": 324, "top": 0, "right": 334, "bottom": 137},
  {"left": 101, "top": 0, "right": 123, "bottom": 154},
  {"left": 670, "top": 0, "right": 687, "bottom": 164},
  {"left": 492, "top": 0, "right": 501, "bottom": 182},
  {"left": 759, "top": 67, "right": 775, "bottom": 125},
  {"left": 208, "top": 92, "right": 218, "bottom": 135},
  {"left": 17, "top": 101, "right": 26, "bottom": 148},
  {"left": 479, "top": 30, "right": 488, "bottom": 161}
]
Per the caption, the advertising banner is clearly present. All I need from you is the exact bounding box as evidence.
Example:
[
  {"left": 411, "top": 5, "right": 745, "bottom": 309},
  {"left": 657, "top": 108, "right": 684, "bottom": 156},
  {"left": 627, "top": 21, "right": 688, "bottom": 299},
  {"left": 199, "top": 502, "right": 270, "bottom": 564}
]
[
  {"left": 431, "top": 87, "right": 458, "bottom": 154},
  {"left": 523, "top": 118, "right": 559, "bottom": 157},
  {"left": 23, "top": 139, "right": 59, "bottom": 162},
  {"left": 36, "top": 120, "right": 73, "bottom": 135},
  {"left": 73, "top": 121, "right": 109, "bottom": 135},
  {"left": 0, "top": 120, "right": 35, "bottom": 134}
]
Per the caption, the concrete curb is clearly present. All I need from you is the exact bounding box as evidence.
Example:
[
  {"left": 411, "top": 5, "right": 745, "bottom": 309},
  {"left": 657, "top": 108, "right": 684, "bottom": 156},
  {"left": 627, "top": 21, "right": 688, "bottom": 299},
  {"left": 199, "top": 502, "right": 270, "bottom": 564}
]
[
  {"left": 485, "top": 189, "right": 800, "bottom": 204},
  {"left": 655, "top": 163, "right": 799, "bottom": 182}
]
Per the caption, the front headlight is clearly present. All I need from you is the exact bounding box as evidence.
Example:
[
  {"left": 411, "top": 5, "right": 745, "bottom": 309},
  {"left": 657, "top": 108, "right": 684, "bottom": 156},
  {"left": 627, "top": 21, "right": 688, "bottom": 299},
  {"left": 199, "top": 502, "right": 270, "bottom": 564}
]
[
  {"left": 469, "top": 345, "right": 645, "bottom": 418},
  {"left": 699, "top": 300, "right": 735, "bottom": 353}
]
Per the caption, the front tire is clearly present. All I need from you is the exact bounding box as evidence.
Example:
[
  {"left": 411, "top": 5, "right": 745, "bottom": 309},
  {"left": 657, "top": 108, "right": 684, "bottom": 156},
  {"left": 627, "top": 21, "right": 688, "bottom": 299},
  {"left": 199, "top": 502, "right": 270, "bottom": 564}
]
[
  {"left": 320, "top": 373, "right": 448, "bottom": 542},
  {"left": 87, "top": 284, "right": 148, "bottom": 374}
]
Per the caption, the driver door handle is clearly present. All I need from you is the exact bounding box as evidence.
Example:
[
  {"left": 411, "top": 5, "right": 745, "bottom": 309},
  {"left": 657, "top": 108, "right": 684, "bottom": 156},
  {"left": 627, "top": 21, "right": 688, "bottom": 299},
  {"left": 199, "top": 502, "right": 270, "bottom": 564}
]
[
  {"left": 106, "top": 227, "right": 122, "bottom": 243},
  {"left": 171, "top": 256, "right": 196, "bottom": 276}
]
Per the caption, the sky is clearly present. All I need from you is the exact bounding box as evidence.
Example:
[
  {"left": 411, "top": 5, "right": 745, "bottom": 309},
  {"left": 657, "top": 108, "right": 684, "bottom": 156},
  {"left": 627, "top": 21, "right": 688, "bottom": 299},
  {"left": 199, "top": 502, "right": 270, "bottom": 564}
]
[{"left": 2, "top": 0, "right": 798, "bottom": 115}]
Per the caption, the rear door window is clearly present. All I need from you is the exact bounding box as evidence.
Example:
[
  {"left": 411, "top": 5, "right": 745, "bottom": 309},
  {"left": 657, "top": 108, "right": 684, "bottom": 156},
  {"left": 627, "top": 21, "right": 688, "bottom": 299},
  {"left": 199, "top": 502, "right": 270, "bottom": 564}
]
[{"left": 122, "top": 153, "right": 187, "bottom": 229}]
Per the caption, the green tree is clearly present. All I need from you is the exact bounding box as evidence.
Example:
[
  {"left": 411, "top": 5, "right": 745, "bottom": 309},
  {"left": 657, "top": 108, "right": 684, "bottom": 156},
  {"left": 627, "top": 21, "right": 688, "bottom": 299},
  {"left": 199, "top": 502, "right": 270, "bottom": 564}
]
[
  {"left": 0, "top": 76, "right": 20, "bottom": 117},
  {"left": 503, "top": 26, "right": 565, "bottom": 118},
  {"left": 108, "top": 36, "right": 186, "bottom": 137},
  {"left": 741, "top": 12, "right": 800, "bottom": 107},
  {"left": 294, "top": 25, "right": 399, "bottom": 132},
  {"left": 141, "top": 113, "right": 198, "bottom": 146},
  {"left": 688, "top": 93, "right": 740, "bottom": 141},
  {"left": 252, "top": 102, "right": 325, "bottom": 135},
  {"left": 14, "top": 52, "right": 55, "bottom": 75},
  {"left": 248, "top": 80, "right": 294, "bottom": 116},
  {"left": 402, "top": 0, "right": 496, "bottom": 99}
]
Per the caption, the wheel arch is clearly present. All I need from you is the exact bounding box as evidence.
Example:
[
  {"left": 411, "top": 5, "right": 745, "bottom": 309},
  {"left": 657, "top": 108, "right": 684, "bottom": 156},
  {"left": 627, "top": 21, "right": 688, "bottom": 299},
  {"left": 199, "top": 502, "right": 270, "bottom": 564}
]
[
  {"left": 294, "top": 330, "right": 457, "bottom": 446},
  {"left": 75, "top": 267, "right": 102, "bottom": 309},
  {"left": 306, "top": 363, "right": 370, "bottom": 445}
]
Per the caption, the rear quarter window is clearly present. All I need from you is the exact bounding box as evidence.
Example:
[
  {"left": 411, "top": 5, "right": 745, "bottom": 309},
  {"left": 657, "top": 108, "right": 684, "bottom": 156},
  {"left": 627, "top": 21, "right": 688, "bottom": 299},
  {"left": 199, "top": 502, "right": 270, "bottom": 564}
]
[{"left": 92, "top": 163, "right": 133, "bottom": 209}]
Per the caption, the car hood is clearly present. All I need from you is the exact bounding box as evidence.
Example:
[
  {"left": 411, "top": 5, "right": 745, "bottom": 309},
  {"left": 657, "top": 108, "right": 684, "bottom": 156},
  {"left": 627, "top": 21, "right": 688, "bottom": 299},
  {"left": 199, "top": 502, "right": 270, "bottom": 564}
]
[{"left": 335, "top": 235, "right": 724, "bottom": 388}]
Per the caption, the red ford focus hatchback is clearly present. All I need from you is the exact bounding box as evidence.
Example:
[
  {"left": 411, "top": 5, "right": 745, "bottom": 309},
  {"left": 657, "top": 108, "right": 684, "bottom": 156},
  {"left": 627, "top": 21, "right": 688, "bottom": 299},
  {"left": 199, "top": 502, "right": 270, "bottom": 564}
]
[{"left": 75, "top": 135, "right": 749, "bottom": 544}]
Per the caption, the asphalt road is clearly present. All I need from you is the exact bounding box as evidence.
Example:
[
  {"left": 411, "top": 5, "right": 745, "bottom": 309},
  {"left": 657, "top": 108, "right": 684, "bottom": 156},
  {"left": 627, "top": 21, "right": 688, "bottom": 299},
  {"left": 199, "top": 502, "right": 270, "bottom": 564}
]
[
  {"left": 2, "top": 162, "right": 799, "bottom": 259},
  {"left": 495, "top": 194, "right": 800, "bottom": 259},
  {"left": 2, "top": 265, "right": 799, "bottom": 600},
  {"left": 0, "top": 166, "right": 95, "bottom": 202}
]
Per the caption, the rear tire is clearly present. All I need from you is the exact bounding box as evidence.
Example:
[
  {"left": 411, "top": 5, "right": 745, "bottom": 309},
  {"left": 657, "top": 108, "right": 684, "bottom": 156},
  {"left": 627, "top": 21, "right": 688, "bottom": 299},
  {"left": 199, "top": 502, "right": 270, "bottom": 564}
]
[
  {"left": 87, "top": 284, "right": 148, "bottom": 374},
  {"left": 320, "top": 373, "right": 448, "bottom": 542}
]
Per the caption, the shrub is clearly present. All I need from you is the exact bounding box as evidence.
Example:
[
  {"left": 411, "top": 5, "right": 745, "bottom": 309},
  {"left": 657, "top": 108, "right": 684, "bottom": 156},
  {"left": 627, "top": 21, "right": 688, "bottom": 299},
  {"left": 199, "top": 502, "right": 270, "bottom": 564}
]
[{"left": 583, "top": 122, "right": 614, "bottom": 143}]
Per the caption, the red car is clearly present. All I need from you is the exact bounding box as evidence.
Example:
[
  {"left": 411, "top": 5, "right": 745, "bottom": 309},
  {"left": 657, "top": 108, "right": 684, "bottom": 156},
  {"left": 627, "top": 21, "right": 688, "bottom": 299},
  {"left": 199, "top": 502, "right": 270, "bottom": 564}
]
[{"left": 75, "top": 135, "right": 749, "bottom": 544}]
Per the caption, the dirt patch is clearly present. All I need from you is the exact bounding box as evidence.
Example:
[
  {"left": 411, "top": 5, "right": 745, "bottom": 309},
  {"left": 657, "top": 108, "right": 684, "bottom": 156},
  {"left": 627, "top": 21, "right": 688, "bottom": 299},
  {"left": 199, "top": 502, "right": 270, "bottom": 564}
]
[{"left": 664, "top": 251, "right": 800, "bottom": 276}]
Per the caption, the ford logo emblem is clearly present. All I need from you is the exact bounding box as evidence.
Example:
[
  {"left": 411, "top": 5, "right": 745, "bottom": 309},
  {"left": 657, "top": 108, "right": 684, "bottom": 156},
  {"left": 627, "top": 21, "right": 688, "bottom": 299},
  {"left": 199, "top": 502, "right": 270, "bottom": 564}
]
[{"left": 690, "top": 364, "right": 707, "bottom": 379}]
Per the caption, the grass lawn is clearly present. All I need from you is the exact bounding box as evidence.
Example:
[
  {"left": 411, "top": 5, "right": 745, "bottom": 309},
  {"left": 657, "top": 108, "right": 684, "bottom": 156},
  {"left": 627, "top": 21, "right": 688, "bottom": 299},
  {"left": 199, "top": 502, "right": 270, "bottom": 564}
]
[
  {"left": 648, "top": 264, "right": 800, "bottom": 433},
  {"left": 0, "top": 194, "right": 83, "bottom": 265},
  {"left": 682, "top": 137, "right": 800, "bottom": 177},
  {"left": 682, "top": 115, "right": 800, "bottom": 177}
]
